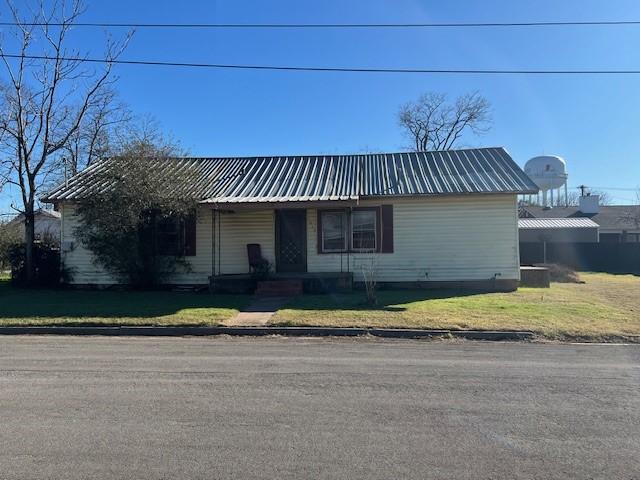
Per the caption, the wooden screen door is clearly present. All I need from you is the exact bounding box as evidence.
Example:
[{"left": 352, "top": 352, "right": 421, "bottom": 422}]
[{"left": 276, "top": 210, "right": 307, "bottom": 273}]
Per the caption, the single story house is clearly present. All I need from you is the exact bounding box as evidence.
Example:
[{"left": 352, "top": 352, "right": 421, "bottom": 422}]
[
  {"left": 6, "top": 208, "right": 61, "bottom": 244},
  {"left": 520, "top": 195, "right": 640, "bottom": 243},
  {"left": 518, "top": 218, "right": 600, "bottom": 243},
  {"left": 44, "top": 147, "right": 538, "bottom": 291}
]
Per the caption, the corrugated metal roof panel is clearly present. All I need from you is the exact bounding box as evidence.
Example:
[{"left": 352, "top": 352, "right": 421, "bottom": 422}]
[
  {"left": 43, "top": 147, "right": 538, "bottom": 202},
  {"left": 518, "top": 218, "right": 600, "bottom": 229}
]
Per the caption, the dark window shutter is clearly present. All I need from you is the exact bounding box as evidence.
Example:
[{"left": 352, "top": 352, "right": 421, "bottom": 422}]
[
  {"left": 316, "top": 210, "right": 322, "bottom": 254},
  {"left": 381, "top": 205, "right": 394, "bottom": 253},
  {"left": 184, "top": 213, "right": 197, "bottom": 256}
]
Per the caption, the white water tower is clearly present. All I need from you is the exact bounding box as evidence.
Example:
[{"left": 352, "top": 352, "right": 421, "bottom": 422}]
[{"left": 524, "top": 155, "right": 568, "bottom": 207}]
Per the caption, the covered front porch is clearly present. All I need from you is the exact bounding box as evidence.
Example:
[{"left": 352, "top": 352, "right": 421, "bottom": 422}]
[{"left": 204, "top": 200, "right": 362, "bottom": 294}]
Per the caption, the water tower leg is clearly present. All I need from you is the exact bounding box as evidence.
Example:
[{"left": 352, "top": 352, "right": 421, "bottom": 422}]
[
  {"left": 550, "top": 188, "right": 554, "bottom": 206},
  {"left": 564, "top": 183, "right": 568, "bottom": 207},
  {"left": 542, "top": 190, "right": 547, "bottom": 207}
]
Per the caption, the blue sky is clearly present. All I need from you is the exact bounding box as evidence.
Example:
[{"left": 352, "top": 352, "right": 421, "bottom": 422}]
[{"left": 1, "top": 0, "right": 640, "bottom": 212}]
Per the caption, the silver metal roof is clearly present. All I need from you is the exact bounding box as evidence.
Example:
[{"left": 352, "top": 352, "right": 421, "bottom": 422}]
[
  {"left": 518, "top": 218, "right": 600, "bottom": 229},
  {"left": 44, "top": 147, "right": 538, "bottom": 203}
]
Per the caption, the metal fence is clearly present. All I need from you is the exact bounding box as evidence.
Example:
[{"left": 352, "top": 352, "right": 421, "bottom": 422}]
[{"left": 520, "top": 242, "right": 640, "bottom": 274}]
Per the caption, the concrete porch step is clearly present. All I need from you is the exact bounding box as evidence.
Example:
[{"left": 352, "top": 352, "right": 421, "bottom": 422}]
[{"left": 255, "top": 279, "right": 303, "bottom": 296}]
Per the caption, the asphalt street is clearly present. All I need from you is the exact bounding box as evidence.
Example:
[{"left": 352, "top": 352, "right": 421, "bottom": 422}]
[{"left": 0, "top": 336, "right": 638, "bottom": 479}]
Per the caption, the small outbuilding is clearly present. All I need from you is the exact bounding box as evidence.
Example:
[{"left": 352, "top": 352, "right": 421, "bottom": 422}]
[
  {"left": 518, "top": 218, "right": 599, "bottom": 243},
  {"left": 520, "top": 195, "right": 640, "bottom": 243}
]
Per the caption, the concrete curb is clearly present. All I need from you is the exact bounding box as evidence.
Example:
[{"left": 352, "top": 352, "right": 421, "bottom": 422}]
[{"left": 0, "top": 325, "right": 535, "bottom": 341}]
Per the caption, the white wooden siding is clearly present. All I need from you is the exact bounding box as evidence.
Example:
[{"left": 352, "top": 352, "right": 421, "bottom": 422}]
[
  {"left": 61, "top": 204, "right": 214, "bottom": 285},
  {"left": 60, "top": 203, "right": 113, "bottom": 284},
  {"left": 307, "top": 195, "right": 520, "bottom": 282},
  {"left": 60, "top": 194, "right": 519, "bottom": 284},
  {"left": 213, "top": 210, "right": 276, "bottom": 275}
]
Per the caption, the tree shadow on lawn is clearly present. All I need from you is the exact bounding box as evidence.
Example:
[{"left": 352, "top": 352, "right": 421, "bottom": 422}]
[
  {"left": 0, "top": 280, "right": 250, "bottom": 321},
  {"left": 283, "top": 289, "right": 490, "bottom": 313}
]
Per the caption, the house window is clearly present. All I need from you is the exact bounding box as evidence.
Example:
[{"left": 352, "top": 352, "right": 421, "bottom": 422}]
[
  {"left": 351, "top": 210, "right": 377, "bottom": 251},
  {"left": 318, "top": 207, "right": 387, "bottom": 254},
  {"left": 321, "top": 211, "right": 348, "bottom": 252},
  {"left": 156, "top": 215, "right": 183, "bottom": 256},
  {"left": 154, "top": 213, "right": 197, "bottom": 257}
]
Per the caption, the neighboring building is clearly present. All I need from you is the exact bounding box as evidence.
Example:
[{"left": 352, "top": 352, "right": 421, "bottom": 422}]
[
  {"left": 520, "top": 195, "right": 640, "bottom": 243},
  {"left": 518, "top": 218, "right": 599, "bottom": 243},
  {"left": 44, "top": 147, "right": 538, "bottom": 291},
  {"left": 6, "top": 208, "right": 61, "bottom": 244}
]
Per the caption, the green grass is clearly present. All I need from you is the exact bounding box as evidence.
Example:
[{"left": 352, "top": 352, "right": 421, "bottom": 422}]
[
  {"left": 273, "top": 273, "right": 640, "bottom": 340},
  {"left": 1, "top": 273, "right": 639, "bottom": 340},
  {"left": 0, "top": 279, "right": 249, "bottom": 326}
]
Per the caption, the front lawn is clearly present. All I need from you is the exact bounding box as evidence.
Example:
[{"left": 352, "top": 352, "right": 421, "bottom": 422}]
[
  {"left": 1, "top": 273, "right": 638, "bottom": 340},
  {"left": 273, "top": 273, "right": 640, "bottom": 340},
  {"left": 0, "top": 279, "right": 249, "bottom": 326}
]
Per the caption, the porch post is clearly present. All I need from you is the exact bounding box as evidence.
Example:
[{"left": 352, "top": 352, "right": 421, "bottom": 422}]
[
  {"left": 211, "top": 208, "right": 216, "bottom": 278},
  {"left": 211, "top": 208, "right": 222, "bottom": 277}
]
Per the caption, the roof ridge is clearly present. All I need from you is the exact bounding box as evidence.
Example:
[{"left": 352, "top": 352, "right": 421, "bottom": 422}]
[{"left": 154, "top": 147, "right": 507, "bottom": 162}]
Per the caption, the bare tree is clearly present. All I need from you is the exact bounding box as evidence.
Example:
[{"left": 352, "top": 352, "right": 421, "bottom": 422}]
[
  {"left": 111, "top": 114, "right": 185, "bottom": 159},
  {"left": 618, "top": 190, "right": 640, "bottom": 229},
  {"left": 398, "top": 91, "right": 491, "bottom": 152},
  {"left": 63, "top": 88, "right": 132, "bottom": 176},
  {"left": 0, "top": 0, "right": 131, "bottom": 283},
  {"left": 521, "top": 189, "right": 613, "bottom": 208},
  {"left": 564, "top": 190, "right": 612, "bottom": 207}
]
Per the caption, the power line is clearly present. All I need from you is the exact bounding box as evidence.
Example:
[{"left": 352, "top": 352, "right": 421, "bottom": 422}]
[
  {"left": 577, "top": 186, "right": 639, "bottom": 191},
  {"left": 1, "top": 20, "right": 640, "bottom": 29},
  {"left": 2, "top": 53, "right": 640, "bottom": 75}
]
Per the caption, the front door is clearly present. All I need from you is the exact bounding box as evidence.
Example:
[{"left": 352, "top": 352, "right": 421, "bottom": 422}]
[{"left": 276, "top": 210, "right": 307, "bottom": 273}]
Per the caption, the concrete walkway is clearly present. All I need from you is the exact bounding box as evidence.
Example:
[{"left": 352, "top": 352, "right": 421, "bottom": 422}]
[{"left": 225, "top": 296, "right": 290, "bottom": 326}]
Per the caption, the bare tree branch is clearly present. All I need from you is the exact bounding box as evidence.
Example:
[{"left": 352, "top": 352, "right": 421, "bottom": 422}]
[
  {"left": 618, "top": 190, "right": 640, "bottom": 229},
  {"left": 0, "top": 0, "right": 131, "bottom": 283},
  {"left": 398, "top": 91, "right": 492, "bottom": 152}
]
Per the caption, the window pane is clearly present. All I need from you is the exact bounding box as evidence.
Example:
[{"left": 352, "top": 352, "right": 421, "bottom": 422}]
[
  {"left": 352, "top": 210, "right": 376, "bottom": 250},
  {"left": 157, "top": 216, "right": 183, "bottom": 256},
  {"left": 322, "top": 211, "right": 347, "bottom": 252}
]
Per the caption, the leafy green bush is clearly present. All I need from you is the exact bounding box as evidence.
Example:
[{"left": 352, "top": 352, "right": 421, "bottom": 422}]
[
  {"left": 8, "top": 240, "right": 64, "bottom": 287},
  {"left": 0, "top": 222, "right": 21, "bottom": 271},
  {"left": 74, "top": 154, "right": 196, "bottom": 288}
]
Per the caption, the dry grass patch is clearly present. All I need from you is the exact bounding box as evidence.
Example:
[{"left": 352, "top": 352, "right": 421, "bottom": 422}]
[{"left": 273, "top": 273, "right": 640, "bottom": 339}]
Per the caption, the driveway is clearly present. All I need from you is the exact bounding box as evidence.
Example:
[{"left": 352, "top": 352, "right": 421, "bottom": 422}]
[{"left": 0, "top": 337, "right": 638, "bottom": 479}]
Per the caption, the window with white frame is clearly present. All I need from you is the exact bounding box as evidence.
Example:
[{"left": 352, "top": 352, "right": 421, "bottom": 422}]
[
  {"left": 321, "top": 211, "right": 348, "bottom": 252},
  {"left": 351, "top": 209, "right": 377, "bottom": 251}
]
